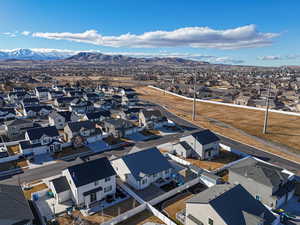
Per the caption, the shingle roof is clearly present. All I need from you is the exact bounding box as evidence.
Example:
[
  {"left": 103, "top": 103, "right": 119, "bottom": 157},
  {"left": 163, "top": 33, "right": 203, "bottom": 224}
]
[
  {"left": 26, "top": 126, "right": 59, "bottom": 140},
  {"left": 0, "top": 184, "right": 34, "bottom": 224},
  {"left": 25, "top": 105, "right": 53, "bottom": 113},
  {"left": 122, "top": 147, "right": 173, "bottom": 181},
  {"left": 67, "top": 120, "right": 95, "bottom": 132},
  {"left": 187, "top": 184, "right": 276, "bottom": 225},
  {"left": 104, "top": 118, "right": 134, "bottom": 129},
  {"left": 50, "top": 111, "right": 73, "bottom": 121},
  {"left": 5, "top": 118, "right": 33, "bottom": 126},
  {"left": 51, "top": 176, "right": 70, "bottom": 193},
  {"left": 141, "top": 109, "right": 164, "bottom": 119},
  {"left": 67, "top": 157, "right": 116, "bottom": 187},
  {"left": 191, "top": 129, "right": 220, "bottom": 145},
  {"left": 229, "top": 157, "right": 289, "bottom": 188},
  {"left": 56, "top": 96, "right": 77, "bottom": 104},
  {"left": 85, "top": 110, "right": 111, "bottom": 120}
]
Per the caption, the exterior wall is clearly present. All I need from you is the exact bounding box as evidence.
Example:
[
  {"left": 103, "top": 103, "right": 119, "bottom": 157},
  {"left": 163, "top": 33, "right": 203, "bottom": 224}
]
[
  {"left": 173, "top": 144, "right": 190, "bottom": 158},
  {"left": 186, "top": 203, "right": 226, "bottom": 225},
  {"left": 49, "top": 116, "right": 66, "bottom": 130},
  {"left": 228, "top": 170, "right": 274, "bottom": 208}
]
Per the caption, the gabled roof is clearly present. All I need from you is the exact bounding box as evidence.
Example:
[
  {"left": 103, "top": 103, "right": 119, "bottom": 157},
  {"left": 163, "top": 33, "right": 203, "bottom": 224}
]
[
  {"left": 0, "top": 107, "right": 16, "bottom": 114},
  {"left": 67, "top": 120, "right": 95, "bottom": 132},
  {"left": 187, "top": 184, "right": 276, "bottom": 225},
  {"left": 55, "top": 96, "right": 77, "bottom": 104},
  {"left": 26, "top": 126, "right": 59, "bottom": 140},
  {"left": 50, "top": 111, "right": 73, "bottom": 121},
  {"left": 229, "top": 157, "right": 290, "bottom": 188},
  {"left": 121, "top": 147, "right": 173, "bottom": 181},
  {"left": 191, "top": 129, "right": 220, "bottom": 145},
  {"left": 104, "top": 118, "right": 134, "bottom": 129},
  {"left": 22, "top": 98, "right": 39, "bottom": 103},
  {"left": 85, "top": 110, "right": 111, "bottom": 120},
  {"left": 141, "top": 109, "right": 166, "bottom": 120},
  {"left": 51, "top": 176, "right": 70, "bottom": 193},
  {"left": 5, "top": 118, "right": 33, "bottom": 126},
  {"left": 67, "top": 157, "right": 116, "bottom": 187},
  {"left": 25, "top": 105, "right": 53, "bottom": 112},
  {"left": 0, "top": 184, "right": 34, "bottom": 224}
]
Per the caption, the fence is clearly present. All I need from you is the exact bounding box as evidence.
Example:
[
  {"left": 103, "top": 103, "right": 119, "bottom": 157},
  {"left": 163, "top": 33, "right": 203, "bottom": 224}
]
[
  {"left": 166, "top": 153, "right": 191, "bottom": 166},
  {"left": 147, "top": 203, "right": 177, "bottom": 225},
  {"left": 213, "top": 156, "right": 251, "bottom": 174},
  {"left": 149, "top": 85, "right": 300, "bottom": 117}
]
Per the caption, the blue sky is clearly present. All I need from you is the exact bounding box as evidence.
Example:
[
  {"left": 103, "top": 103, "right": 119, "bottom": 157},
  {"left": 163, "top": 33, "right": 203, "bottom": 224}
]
[{"left": 0, "top": 0, "right": 299, "bottom": 66}]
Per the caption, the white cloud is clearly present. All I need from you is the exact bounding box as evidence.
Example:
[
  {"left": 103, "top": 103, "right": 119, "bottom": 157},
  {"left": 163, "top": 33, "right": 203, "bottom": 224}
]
[
  {"left": 258, "top": 54, "right": 300, "bottom": 61},
  {"left": 32, "top": 25, "right": 279, "bottom": 49},
  {"left": 1, "top": 32, "right": 17, "bottom": 37},
  {"left": 21, "top": 31, "right": 31, "bottom": 36}
]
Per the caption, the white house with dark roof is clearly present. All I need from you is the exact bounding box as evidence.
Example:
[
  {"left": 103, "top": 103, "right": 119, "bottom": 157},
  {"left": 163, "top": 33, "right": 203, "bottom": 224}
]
[
  {"left": 139, "top": 108, "right": 168, "bottom": 129},
  {"left": 24, "top": 105, "right": 53, "bottom": 118},
  {"left": 69, "top": 98, "right": 94, "bottom": 114},
  {"left": 19, "top": 126, "right": 62, "bottom": 155},
  {"left": 83, "top": 110, "right": 111, "bottom": 122},
  {"left": 111, "top": 147, "right": 174, "bottom": 190},
  {"left": 228, "top": 157, "right": 296, "bottom": 209},
  {"left": 49, "top": 110, "right": 79, "bottom": 130},
  {"left": 185, "top": 183, "right": 279, "bottom": 225},
  {"left": 35, "top": 87, "right": 49, "bottom": 100},
  {"left": 176, "top": 129, "right": 220, "bottom": 160},
  {"left": 56, "top": 157, "right": 117, "bottom": 208}
]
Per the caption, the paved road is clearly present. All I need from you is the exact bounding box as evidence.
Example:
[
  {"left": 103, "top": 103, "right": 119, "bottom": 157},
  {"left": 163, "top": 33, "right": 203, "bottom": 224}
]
[{"left": 1, "top": 104, "right": 299, "bottom": 185}]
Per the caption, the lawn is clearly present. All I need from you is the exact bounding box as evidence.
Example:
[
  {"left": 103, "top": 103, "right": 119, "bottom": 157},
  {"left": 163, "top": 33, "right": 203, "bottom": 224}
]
[
  {"left": 117, "top": 210, "right": 165, "bottom": 225},
  {"left": 135, "top": 86, "right": 300, "bottom": 163},
  {"left": 53, "top": 146, "right": 90, "bottom": 159},
  {"left": 23, "top": 183, "right": 49, "bottom": 200},
  {"left": 0, "top": 158, "right": 28, "bottom": 172},
  {"left": 7, "top": 144, "right": 21, "bottom": 155},
  {"left": 162, "top": 191, "right": 194, "bottom": 225}
]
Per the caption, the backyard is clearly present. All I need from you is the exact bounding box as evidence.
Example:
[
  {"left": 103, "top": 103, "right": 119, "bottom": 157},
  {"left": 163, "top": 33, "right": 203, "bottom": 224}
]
[
  {"left": 117, "top": 210, "right": 165, "bottom": 225},
  {"left": 23, "top": 183, "right": 48, "bottom": 200}
]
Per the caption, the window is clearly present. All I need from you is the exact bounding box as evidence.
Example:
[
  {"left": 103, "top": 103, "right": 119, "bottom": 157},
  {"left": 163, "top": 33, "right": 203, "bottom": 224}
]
[
  {"left": 90, "top": 192, "right": 97, "bottom": 202},
  {"left": 105, "top": 177, "right": 111, "bottom": 182},
  {"left": 208, "top": 218, "right": 214, "bottom": 225},
  {"left": 94, "top": 181, "right": 99, "bottom": 186},
  {"left": 256, "top": 195, "right": 260, "bottom": 201},
  {"left": 142, "top": 179, "right": 147, "bottom": 185},
  {"left": 104, "top": 185, "right": 112, "bottom": 193}
]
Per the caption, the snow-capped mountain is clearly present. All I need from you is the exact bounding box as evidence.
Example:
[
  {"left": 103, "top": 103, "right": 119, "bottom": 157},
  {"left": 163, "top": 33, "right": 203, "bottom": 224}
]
[{"left": 0, "top": 48, "right": 75, "bottom": 60}]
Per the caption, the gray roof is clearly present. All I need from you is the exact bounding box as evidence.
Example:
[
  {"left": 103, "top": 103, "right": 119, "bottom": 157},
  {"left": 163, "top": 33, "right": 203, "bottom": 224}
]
[
  {"left": 141, "top": 109, "right": 165, "bottom": 119},
  {"left": 67, "top": 157, "right": 116, "bottom": 187},
  {"left": 25, "top": 105, "right": 53, "bottom": 112},
  {"left": 49, "top": 111, "right": 73, "bottom": 121},
  {"left": 26, "top": 126, "right": 59, "bottom": 140},
  {"left": 5, "top": 118, "right": 33, "bottom": 126},
  {"left": 0, "top": 184, "right": 34, "bottom": 225},
  {"left": 67, "top": 120, "right": 95, "bottom": 132},
  {"left": 122, "top": 147, "right": 173, "bottom": 181},
  {"left": 104, "top": 118, "right": 134, "bottom": 129},
  {"left": 51, "top": 176, "right": 70, "bottom": 193},
  {"left": 229, "top": 157, "right": 289, "bottom": 188},
  {"left": 191, "top": 129, "right": 220, "bottom": 145},
  {"left": 187, "top": 184, "right": 276, "bottom": 225}
]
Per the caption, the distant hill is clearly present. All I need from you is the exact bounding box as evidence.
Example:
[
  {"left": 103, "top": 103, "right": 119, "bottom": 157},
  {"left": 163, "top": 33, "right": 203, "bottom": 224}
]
[{"left": 65, "top": 52, "right": 210, "bottom": 66}]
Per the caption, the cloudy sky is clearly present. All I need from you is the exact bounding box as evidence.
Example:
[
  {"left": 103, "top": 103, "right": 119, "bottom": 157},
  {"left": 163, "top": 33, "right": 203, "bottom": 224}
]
[{"left": 0, "top": 0, "right": 299, "bottom": 66}]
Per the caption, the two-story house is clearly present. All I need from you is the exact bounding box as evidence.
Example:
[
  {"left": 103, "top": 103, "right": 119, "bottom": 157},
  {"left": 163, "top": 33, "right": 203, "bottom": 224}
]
[
  {"left": 21, "top": 98, "right": 40, "bottom": 108},
  {"left": 174, "top": 129, "right": 220, "bottom": 160},
  {"left": 35, "top": 87, "right": 49, "bottom": 100},
  {"left": 185, "top": 184, "right": 278, "bottom": 225},
  {"left": 5, "top": 119, "right": 40, "bottom": 140},
  {"left": 83, "top": 110, "right": 111, "bottom": 123},
  {"left": 54, "top": 97, "right": 77, "bottom": 108},
  {"left": 111, "top": 147, "right": 174, "bottom": 190},
  {"left": 48, "top": 91, "right": 64, "bottom": 100},
  {"left": 49, "top": 111, "right": 79, "bottom": 130},
  {"left": 139, "top": 109, "right": 168, "bottom": 129},
  {"left": 101, "top": 118, "right": 138, "bottom": 138},
  {"left": 24, "top": 105, "right": 53, "bottom": 118},
  {"left": 69, "top": 98, "right": 94, "bottom": 114},
  {"left": 19, "top": 126, "right": 62, "bottom": 155},
  {"left": 228, "top": 157, "right": 295, "bottom": 209},
  {"left": 53, "top": 157, "right": 116, "bottom": 209}
]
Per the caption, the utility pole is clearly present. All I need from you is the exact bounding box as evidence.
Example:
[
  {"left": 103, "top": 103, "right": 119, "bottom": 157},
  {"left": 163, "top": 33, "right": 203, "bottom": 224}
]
[
  {"left": 192, "top": 73, "right": 196, "bottom": 121},
  {"left": 263, "top": 80, "right": 271, "bottom": 134}
]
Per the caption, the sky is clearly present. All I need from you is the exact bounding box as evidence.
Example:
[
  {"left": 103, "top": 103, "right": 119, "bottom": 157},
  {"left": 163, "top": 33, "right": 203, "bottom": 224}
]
[{"left": 0, "top": 0, "right": 300, "bottom": 66}]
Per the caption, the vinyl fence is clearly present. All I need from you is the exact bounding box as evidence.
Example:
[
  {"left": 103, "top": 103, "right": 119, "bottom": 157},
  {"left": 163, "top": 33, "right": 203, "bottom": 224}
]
[{"left": 149, "top": 85, "right": 300, "bottom": 117}]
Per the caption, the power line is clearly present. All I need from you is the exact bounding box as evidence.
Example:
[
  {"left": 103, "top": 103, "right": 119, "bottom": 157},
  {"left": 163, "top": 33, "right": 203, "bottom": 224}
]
[{"left": 263, "top": 80, "right": 271, "bottom": 134}]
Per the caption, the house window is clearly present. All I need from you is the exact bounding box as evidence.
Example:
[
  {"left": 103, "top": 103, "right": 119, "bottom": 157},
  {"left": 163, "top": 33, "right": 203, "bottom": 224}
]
[
  {"left": 90, "top": 192, "right": 97, "bottom": 203},
  {"left": 105, "top": 177, "right": 111, "bottom": 182},
  {"left": 256, "top": 195, "right": 260, "bottom": 201},
  {"left": 142, "top": 179, "right": 147, "bottom": 185},
  {"left": 208, "top": 218, "right": 214, "bottom": 225},
  {"left": 104, "top": 185, "right": 112, "bottom": 193},
  {"left": 94, "top": 181, "right": 99, "bottom": 186}
]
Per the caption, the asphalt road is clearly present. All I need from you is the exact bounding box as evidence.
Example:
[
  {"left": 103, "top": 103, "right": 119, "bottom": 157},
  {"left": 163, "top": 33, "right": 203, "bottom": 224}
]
[{"left": 1, "top": 104, "right": 299, "bottom": 185}]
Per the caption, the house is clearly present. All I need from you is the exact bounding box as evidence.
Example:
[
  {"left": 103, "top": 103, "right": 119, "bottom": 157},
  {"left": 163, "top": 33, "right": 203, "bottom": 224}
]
[
  {"left": 48, "top": 90, "right": 64, "bottom": 100},
  {"left": 122, "top": 94, "right": 138, "bottom": 106},
  {"left": 228, "top": 157, "right": 295, "bottom": 209},
  {"left": 21, "top": 98, "right": 40, "bottom": 108},
  {"left": 5, "top": 119, "right": 40, "bottom": 140},
  {"left": 54, "top": 157, "right": 116, "bottom": 208},
  {"left": 119, "top": 87, "right": 136, "bottom": 96},
  {"left": 35, "top": 87, "right": 49, "bottom": 100},
  {"left": 69, "top": 98, "right": 94, "bottom": 114},
  {"left": 19, "top": 126, "right": 62, "bottom": 155},
  {"left": 117, "top": 107, "right": 141, "bottom": 120},
  {"left": 111, "top": 147, "right": 173, "bottom": 190},
  {"left": 52, "top": 84, "right": 65, "bottom": 91},
  {"left": 83, "top": 110, "right": 111, "bottom": 122},
  {"left": 13, "top": 87, "right": 26, "bottom": 92},
  {"left": 8, "top": 91, "right": 31, "bottom": 103},
  {"left": 54, "top": 96, "right": 77, "bottom": 108},
  {"left": 67, "top": 91, "right": 84, "bottom": 98},
  {"left": 24, "top": 105, "right": 53, "bottom": 118},
  {"left": 0, "top": 107, "right": 16, "bottom": 121},
  {"left": 0, "top": 184, "right": 34, "bottom": 225},
  {"left": 84, "top": 92, "right": 101, "bottom": 102},
  {"left": 102, "top": 118, "right": 138, "bottom": 138},
  {"left": 0, "top": 96, "right": 5, "bottom": 107},
  {"left": 64, "top": 120, "right": 99, "bottom": 146},
  {"left": 49, "top": 111, "right": 79, "bottom": 130},
  {"left": 139, "top": 109, "right": 168, "bottom": 129},
  {"left": 185, "top": 184, "right": 278, "bottom": 225},
  {"left": 175, "top": 130, "right": 220, "bottom": 160}
]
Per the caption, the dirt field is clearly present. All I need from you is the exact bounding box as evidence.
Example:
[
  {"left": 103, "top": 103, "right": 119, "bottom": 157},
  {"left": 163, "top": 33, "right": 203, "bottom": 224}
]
[
  {"left": 162, "top": 191, "right": 194, "bottom": 225},
  {"left": 186, "top": 150, "right": 241, "bottom": 171},
  {"left": 117, "top": 210, "right": 165, "bottom": 225},
  {"left": 135, "top": 86, "right": 300, "bottom": 163},
  {"left": 23, "top": 183, "right": 48, "bottom": 200}
]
